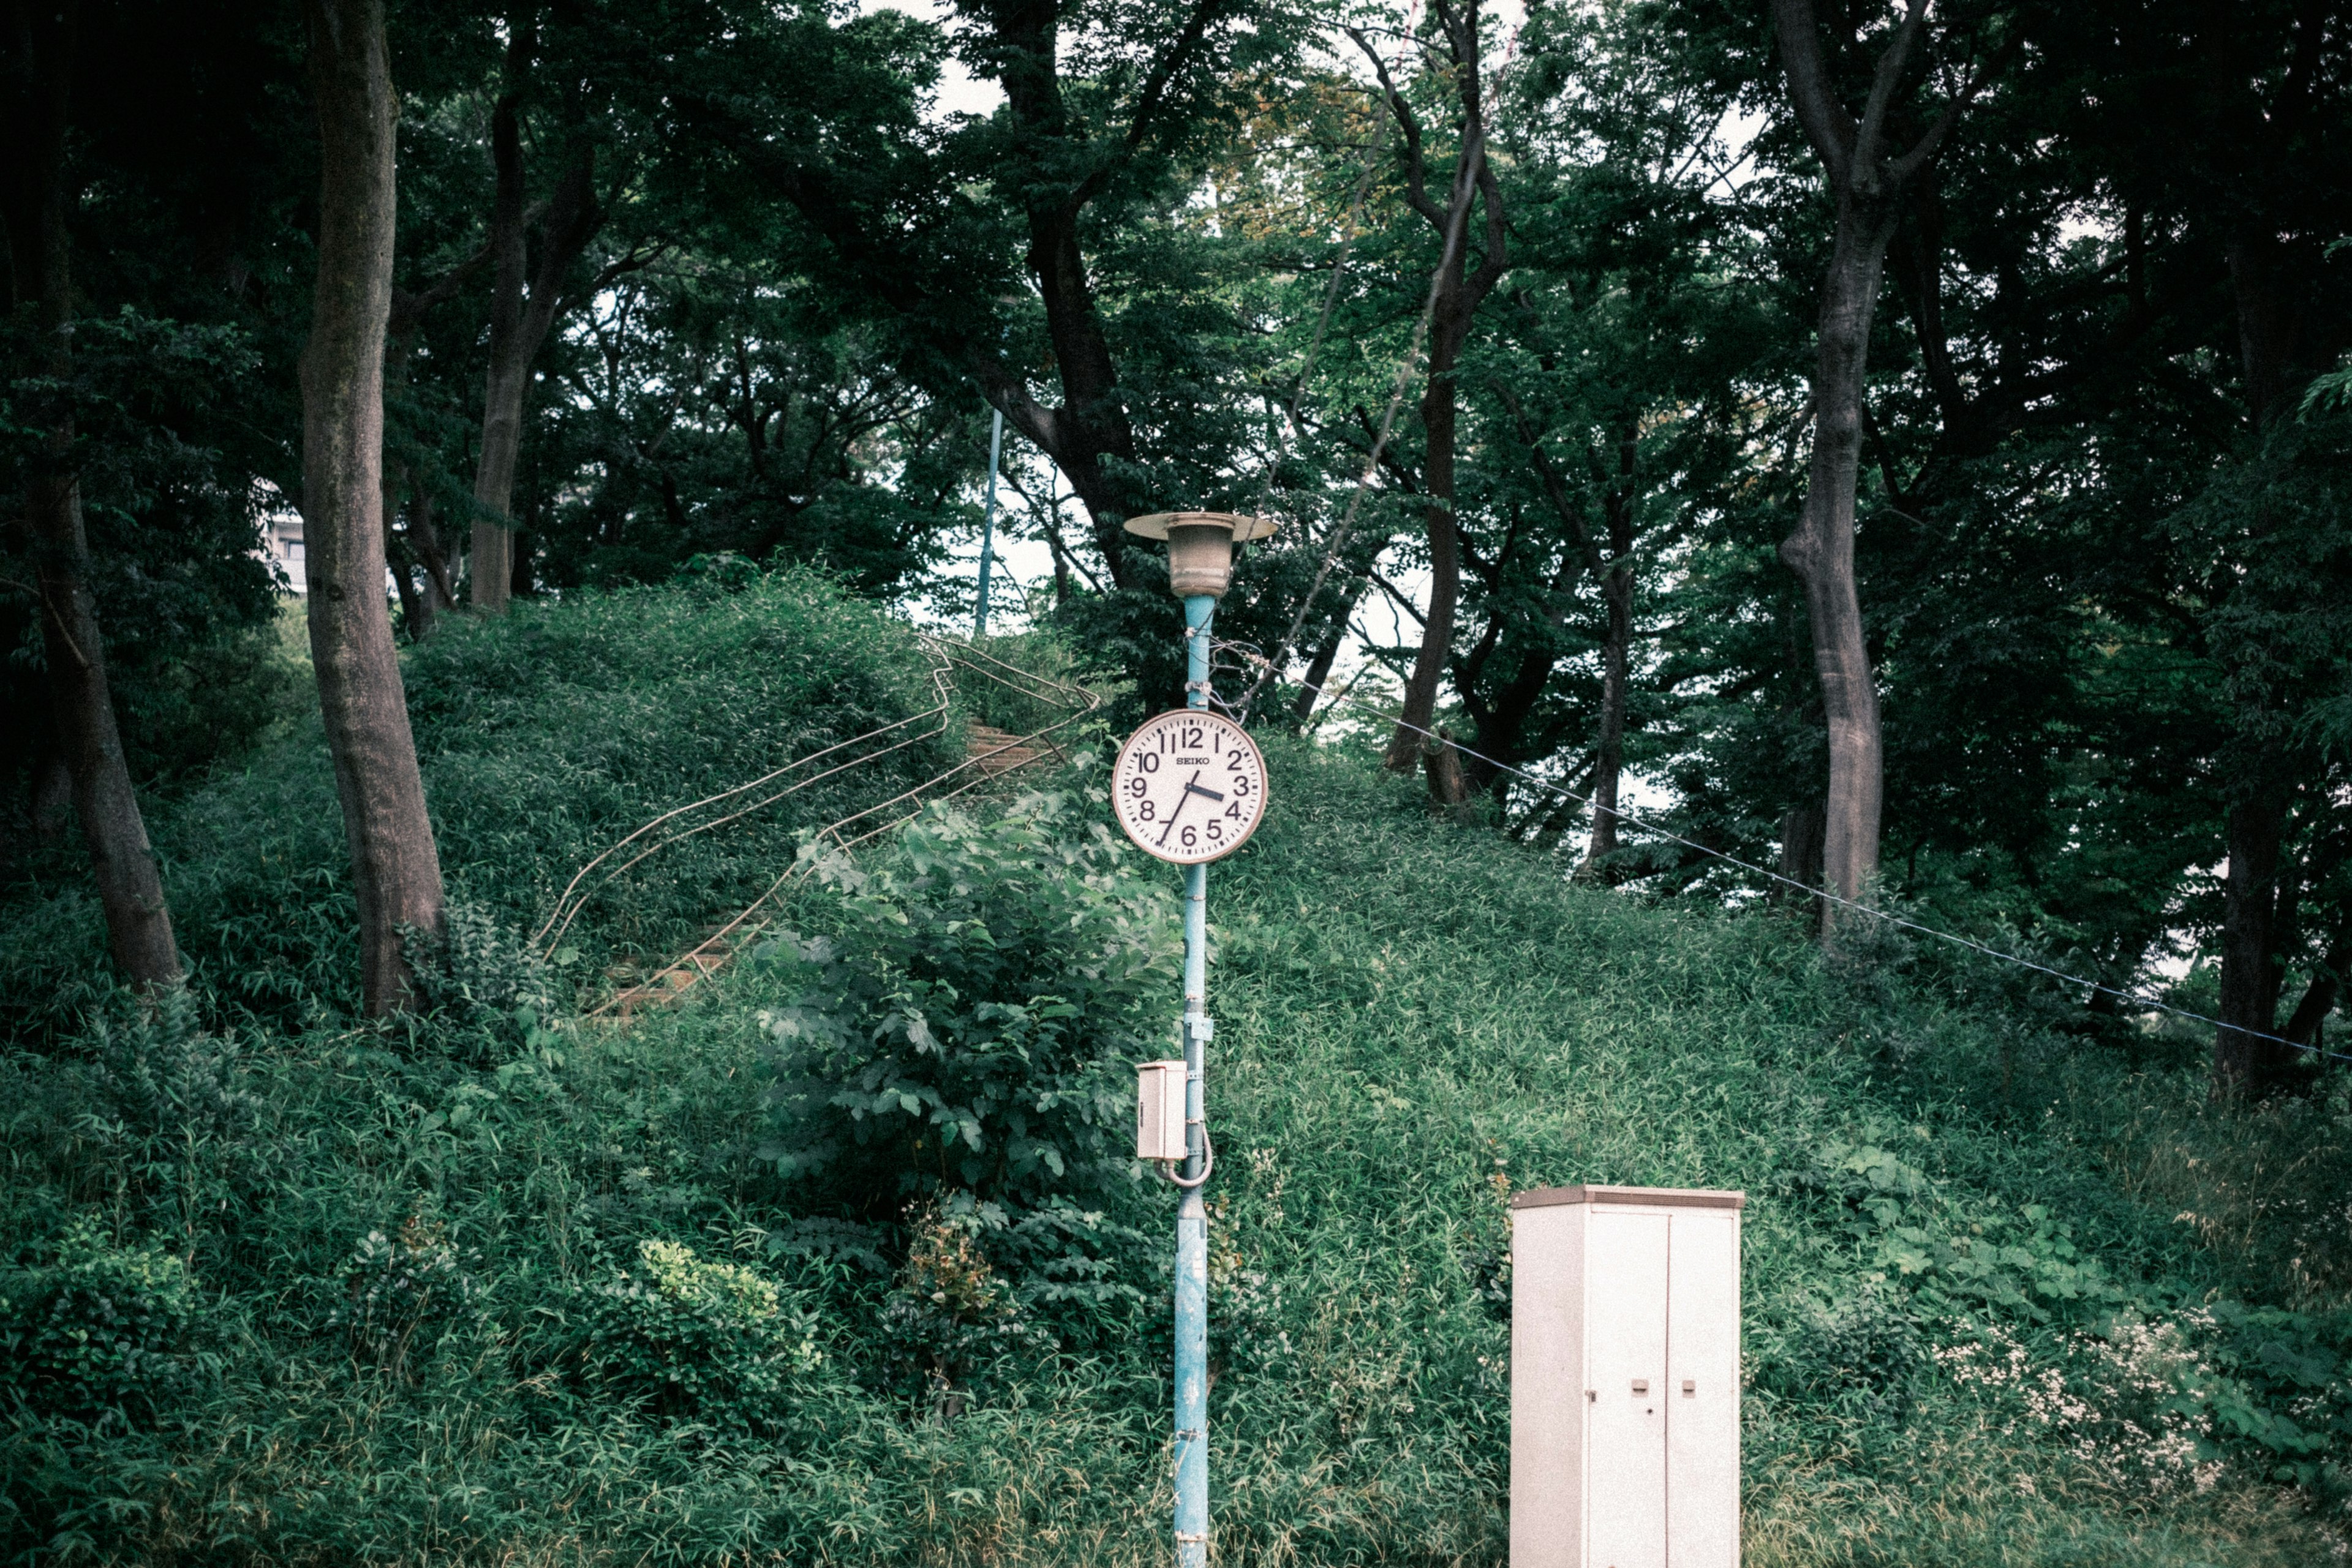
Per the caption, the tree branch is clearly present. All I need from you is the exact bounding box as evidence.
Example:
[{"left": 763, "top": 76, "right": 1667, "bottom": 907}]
[
  {"left": 575, "top": 240, "right": 666, "bottom": 305},
  {"left": 1888, "top": 31, "right": 2022, "bottom": 187},
  {"left": 1770, "top": 0, "right": 1858, "bottom": 185},
  {"left": 1349, "top": 27, "right": 1444, "bottom": 227},
  {"left": 388, "top": 238, "right": 492, "bottom": 341},
  {"left": 1855, "top": 0, "right": 1931, "bottom": 175},
  {"left": 1370, "top": 567, "right": 1427, "bottom": 627},
  {"left": 1493, "top": 381, "right": 1607, "bottom": 581},
  {"left": 1066, "top": 0, "right": 1231, "bottom": 215}
]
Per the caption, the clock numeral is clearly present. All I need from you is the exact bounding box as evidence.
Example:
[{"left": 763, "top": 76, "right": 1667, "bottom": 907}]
[
  {"left": 1231, "top": 775, "right": 1251, "bottom": 796},
  {"left": 1180, "top": 826, "right": 1197, "bottom": 848},
  {"left": 1228, "top": 749, "right": 1244, "bottom": 767},
  {"left": 1207, "top": 821, "right": 1223, "bottom": 841},
  {"left": 1184, "top": 726, "right": 1204, "bottom": 749},
  {"left": 1125, "top": 777, "right": 1146, "bottom": 796},
  {"left": 1137, "top": 752, "right": 1159, "bottom": 773},
  {"left": 1137, "top": 799, "right": 1156, "bottom": 821},
  {"left": 1224, "top": 802, "right": 1244, "bottom": 820}
]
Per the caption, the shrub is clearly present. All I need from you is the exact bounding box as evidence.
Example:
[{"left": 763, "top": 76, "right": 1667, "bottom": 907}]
[
  {"left": 882, "top": 1197, "right": 1052, "bottom": 1418},
  {"left": 330, "top": 1210, "right": 483, "bottom": 1380},
  {"left": 87, "top": 984, "right": 259, "bottom": 1148},
  {"left": 0, "top": 1216, "right": 204, "bottom": 1425},
  {"left": 407, "top": 898, "right": 557, "bottom": 1059},
  {"left": 575, "top": 1238, "right": 826, "bottom": 1436},
  {"left": 1760, "top": 1286, "right": 1931, "bottom": 1425},
  {"left": 751, "top": 790, "right": 1177, "bottom": 1221}
]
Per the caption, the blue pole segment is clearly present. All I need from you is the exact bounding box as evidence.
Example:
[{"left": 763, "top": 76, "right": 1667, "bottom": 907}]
[
  {"left": 1183, "top": 592, "right": 1214, "bottom": 706},
  {"left": 1174, "top": 592, "right": 1215, "bottom": 1568},
  {"left": 974, "top": 408, "right": 1005, "bottom": 637}
]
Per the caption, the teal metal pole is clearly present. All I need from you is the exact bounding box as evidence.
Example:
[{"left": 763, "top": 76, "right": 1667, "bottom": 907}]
[
  {"left": 1174, "top": 591, "right": 1215, "bottom": 1568},
  {"left": 974, "top": 409, "right": 1005, "bottom": 637}
]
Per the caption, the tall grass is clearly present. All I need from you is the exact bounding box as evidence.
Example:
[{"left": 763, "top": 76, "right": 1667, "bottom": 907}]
[{"left": 3, "top": 581, "right": 2348, "bottom": 1564}]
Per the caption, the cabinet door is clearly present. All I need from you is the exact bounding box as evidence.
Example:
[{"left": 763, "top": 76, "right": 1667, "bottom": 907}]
[
  {"left": 1666, "top": 1211, "right": 1740, "bottom": 1568},
  {"left": 1585, "top": 1210, "right": 1668, "bottom": 1568}
]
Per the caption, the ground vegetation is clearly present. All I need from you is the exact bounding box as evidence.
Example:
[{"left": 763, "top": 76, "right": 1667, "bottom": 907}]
[{"left": 1, "top": 587, "right": 2350, "bottom": 1562}]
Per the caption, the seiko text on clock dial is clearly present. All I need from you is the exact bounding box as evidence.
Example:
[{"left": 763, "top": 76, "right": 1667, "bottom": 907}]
[{"left": 1110, "top": 710, "right": 1268, "bottom": 864}]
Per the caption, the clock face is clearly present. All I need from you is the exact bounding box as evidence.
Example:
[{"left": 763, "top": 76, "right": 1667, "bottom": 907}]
[{"left": 1110, "top": 709, "right": 1268, "bottom": 864}]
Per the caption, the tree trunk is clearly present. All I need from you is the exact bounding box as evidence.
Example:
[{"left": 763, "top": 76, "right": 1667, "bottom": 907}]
[
  {"left": 1023, "top": 211, "right": 1139, "bottom": 584},
  {"left": 979, "top": 0, "right": 1145, "bottom": 587},
  {"left": 1473, "top": 390, "right": 1614, "bottom": 802},
  {"left": 2209, "top": 222, "right": 2310, "bottom": 1093},
  {"left": 1577, "top": 428, "right": 1639, "bottom": 877},
  {"left": 1425, "top": 726, "right": 1471, "bottom": 809},
  {"left": 301, "top": 0, "right": 445, "bottom": 1014},
  {"left": 1376, "top": 2, "right": 1502, "bottom": 773},
  {"left": 1777, "top": 801, "right": 1826, "bottom": 900},
  {"left": 388, "top": 462, "right": 454, "bottom": 633},
  {"left": 3, "top": 0, "right": 182, "bottom": 990},
  {"left": 383, "top": 283, "right": 467, "bottom": 639},
  {"left": 1291, "top": 620, "right": 1346, "bottom": 726},
  {"left": 1578, "top": 560, "right": 1634, "bottom": 879},
  {"left": 2214, "top": 778, "right": 2291, "bottom": 1095},
  {"left": 1771, "top": 0, "right": 2007, "bottom": 932},
  {"left": 2281, "top": 930, "right": 2348, "bottom": 1051},
  {"left": 408, "top": 480, "right": 454, "bottom": 611},
  {"left": 1048, "top": 523, "right": 1072, "bottom": 605},
  {"left": 385, "top": 467, "right": 428, "bottom": 639},
  {"left": 1385, "top": 366, "right": 1463, "bottom": 772},
  {"left": 1781, "top": 203, "right": 1897, "bottom": 913},
  {"left": 470, "top": 29, "right": 601, "bottom": 614}
]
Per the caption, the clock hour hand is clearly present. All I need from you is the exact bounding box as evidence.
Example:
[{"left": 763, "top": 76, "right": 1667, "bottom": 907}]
[
  {"left": 1156, "top": 771, "right": 1200, "bottom": 846},
  {"left": 1183, "top": 778, "right": 1226, "bottom": 803}
]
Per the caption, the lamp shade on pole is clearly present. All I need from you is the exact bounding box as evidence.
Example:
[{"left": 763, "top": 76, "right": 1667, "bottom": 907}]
[{"left": 1123, "top": 511, "right": 1278, "bottom": 600}]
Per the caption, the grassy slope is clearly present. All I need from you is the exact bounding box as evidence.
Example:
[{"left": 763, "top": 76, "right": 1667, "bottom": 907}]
[
  {"left": 4, "top": 585, "right": 2348, "bottom": 1565},
  {"left": 1202, "top": 746, "right": 2329, "bottom": 1566},
  {"left": 0, "top": 573, "right": 956, "bottom": 1038}
]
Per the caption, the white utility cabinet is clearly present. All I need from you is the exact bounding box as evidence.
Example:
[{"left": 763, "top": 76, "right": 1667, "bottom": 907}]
[{"left": 1510, "top": 1184, "right": 1744, "bottom": 1568}]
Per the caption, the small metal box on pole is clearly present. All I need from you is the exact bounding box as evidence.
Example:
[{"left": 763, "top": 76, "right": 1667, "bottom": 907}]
[
  {"left": 1136, "top": 1060, "right": 1189, "bottom": 1163},
  {"left": 1509, "top": 1184, "right": 1744, "bottom": 1568}
]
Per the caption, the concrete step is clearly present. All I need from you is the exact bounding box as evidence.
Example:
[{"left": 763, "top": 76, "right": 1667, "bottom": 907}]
[{"left": 967, "top": 722, "right": 1047, "bottom": 775}]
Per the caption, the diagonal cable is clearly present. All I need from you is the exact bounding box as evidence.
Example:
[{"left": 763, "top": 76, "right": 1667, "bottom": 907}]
[{"left": 1250, "top": 655, "right": 2352, "bottom": 1066}]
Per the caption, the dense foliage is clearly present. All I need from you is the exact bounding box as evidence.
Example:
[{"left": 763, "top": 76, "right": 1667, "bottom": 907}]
[
  {"left": 755, "top": 796, "right": 1176, "bottom": 1220},
  {"left": 0, "top": 587, "right": 2347, "bottom": 1563},
  {"left": 9, "top": 0, "right": 2352, "bottom": 1558}
]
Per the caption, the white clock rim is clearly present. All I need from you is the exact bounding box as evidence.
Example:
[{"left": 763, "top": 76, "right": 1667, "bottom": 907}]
[{"left": 1110, "top": 709, "right": 1268, "bottom": 865}]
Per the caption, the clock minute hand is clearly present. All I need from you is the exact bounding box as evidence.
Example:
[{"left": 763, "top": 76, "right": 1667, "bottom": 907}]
[{"left": 1156, "top": 771, "right": 1200, "bottom": 846}]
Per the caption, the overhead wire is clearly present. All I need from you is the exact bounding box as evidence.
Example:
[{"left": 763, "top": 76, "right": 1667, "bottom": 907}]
[{"left": 1240, "top": 652, "right": 2352, "bottom": 1067}]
